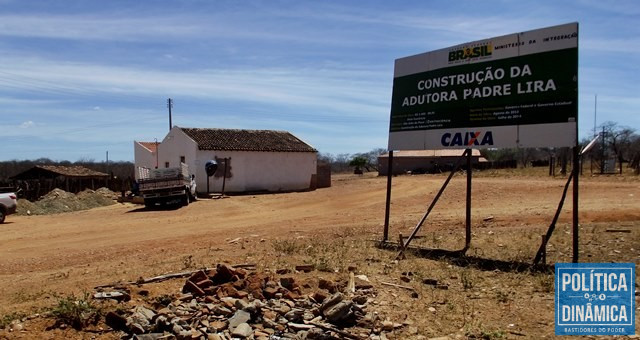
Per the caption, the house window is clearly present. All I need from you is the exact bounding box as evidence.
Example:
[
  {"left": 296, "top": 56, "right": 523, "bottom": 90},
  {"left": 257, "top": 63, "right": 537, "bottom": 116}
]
[
  {"left": 165, "top": 162, "right": 170, "bottom": 168},
  {"left": 180, "top": 156, "right": 185, "bottom": 164}
]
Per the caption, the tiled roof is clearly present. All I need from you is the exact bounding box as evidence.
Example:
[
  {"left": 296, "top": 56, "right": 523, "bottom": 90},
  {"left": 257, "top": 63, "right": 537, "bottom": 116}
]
[
  {"left": 37, "top": 165, "right": 109, "bottom": 177},
  {"left": 10, "top": 165, "right": 109, "bottom": 179},
  {"left": 138, "top": 141, "right": 158, "bottom": 153},
  {"left": 379, "top": 149, "right": 482, "bottom": 158},
  {"left": 180, "top": 127, "right": 317, "bottom": 153}
]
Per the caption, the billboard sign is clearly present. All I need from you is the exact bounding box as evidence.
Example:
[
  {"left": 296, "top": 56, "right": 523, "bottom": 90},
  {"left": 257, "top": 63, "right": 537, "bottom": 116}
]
[{"left": 388, "top": 23, "right": 578, "bottom": 150}]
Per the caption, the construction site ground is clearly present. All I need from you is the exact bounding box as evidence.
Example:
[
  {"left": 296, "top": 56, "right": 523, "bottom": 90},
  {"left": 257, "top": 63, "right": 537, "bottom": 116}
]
[{"left": 1, "top": 170, "right": 639, "bottom": 339}]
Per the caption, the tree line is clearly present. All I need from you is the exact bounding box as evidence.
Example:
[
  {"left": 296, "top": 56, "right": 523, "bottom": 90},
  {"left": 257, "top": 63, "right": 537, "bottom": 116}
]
[
  {"left": 0, "top": 121, "right": 637, "bottom": 183},
  {"left": 319, "top": 121, "right": 640, "bottom": 175}
]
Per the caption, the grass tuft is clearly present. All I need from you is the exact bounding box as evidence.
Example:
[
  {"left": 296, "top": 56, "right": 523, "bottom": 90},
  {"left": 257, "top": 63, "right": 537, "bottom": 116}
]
[{"left": 50, "top": 292, "right": 101, "bottom": 330}]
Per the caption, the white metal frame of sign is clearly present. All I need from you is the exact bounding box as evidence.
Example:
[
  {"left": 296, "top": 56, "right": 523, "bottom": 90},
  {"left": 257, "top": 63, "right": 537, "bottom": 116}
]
[{"left": 388, "top": 22, "right": 578, "bottom": 150}]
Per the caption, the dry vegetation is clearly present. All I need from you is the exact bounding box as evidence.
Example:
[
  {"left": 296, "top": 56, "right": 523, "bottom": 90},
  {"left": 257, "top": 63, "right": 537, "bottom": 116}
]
[{"left": 0, "top": 170, "right": 638, "bottom": 339}]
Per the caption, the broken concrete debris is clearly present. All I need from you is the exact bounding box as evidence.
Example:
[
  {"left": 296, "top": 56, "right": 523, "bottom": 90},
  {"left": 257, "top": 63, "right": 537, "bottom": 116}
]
[{"left": 101, "top": 263, "right": 401, "bottom": 339}]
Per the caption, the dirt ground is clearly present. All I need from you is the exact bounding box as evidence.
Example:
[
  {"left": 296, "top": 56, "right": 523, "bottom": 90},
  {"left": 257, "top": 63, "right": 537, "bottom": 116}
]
[{"left": 0, "top": 170, "right": 638, "bottom": 339}]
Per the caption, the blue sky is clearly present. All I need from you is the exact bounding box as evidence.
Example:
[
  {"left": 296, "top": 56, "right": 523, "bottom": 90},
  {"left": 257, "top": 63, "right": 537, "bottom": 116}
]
[{"left": 1, "top": 0, "right": 639, "bottom": 161}]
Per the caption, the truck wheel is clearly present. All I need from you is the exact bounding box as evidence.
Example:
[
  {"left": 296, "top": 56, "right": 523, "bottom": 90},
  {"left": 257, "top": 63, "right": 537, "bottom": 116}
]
[
  {"left": 0, "top": 208, "right": 5, "bottom": 224},
  {"left": 144, "top": 199, "right": 155, "bottom": 209},
  {"left": 182, "top": 193, "right": 190, "bottom": 206}
]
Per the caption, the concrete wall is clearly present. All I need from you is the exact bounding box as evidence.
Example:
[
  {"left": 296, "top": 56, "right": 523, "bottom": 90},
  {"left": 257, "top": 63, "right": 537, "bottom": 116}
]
[
  {"left": 133, "top": 141, "right": 158, "bottom": 180},
  {"left": 316, "top": 163, "right": 332, "bottom": 188},
  {"left": 196, "top": 150, "right": 317, "bottom": 193}
]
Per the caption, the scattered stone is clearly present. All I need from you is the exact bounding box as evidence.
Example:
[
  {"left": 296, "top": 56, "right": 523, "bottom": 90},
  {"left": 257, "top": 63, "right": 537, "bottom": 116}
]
[
  {"left": 10, "top": 321, "right": 24, "bottom": 332},
  {"left": 94, "top": 290, "right": 131, "bottom": 302},
  {"left": 327, "top": 301, "right": 355, "bottom": 324},
  {"left": 312, "top": 291, "right": 328, "bottom": 303},
  {"left": 354, "top": 276, "right": 373, "bottom": 290},
  {"left": 280, "top": 277, "right": 296, "bottom": 290},
  {"left": 105, "top": 311, "right": 128, "bottom": 332},
  {"left": 422, "top": 278, "right": 438, "bottom": 286},
  {"left": 232, "top": 323, "right": 253, "bottom": 338},
  {"left": 97, "top": 263, "right": 391, "bottom": 340},
  {"left": 288, "top": 322, "right": 315, "bottom": 331},
  {"left": 228, "top": 310, "right": 251, "bottom": 330},
  {"left": 318, "top": 278, "right": 336, "bottom": 292},
  {"left": 295, "top": 264, "right": 314, "bottom": 272}
]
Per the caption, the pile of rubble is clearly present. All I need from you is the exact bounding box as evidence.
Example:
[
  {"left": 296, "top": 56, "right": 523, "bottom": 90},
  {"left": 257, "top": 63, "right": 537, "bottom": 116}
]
[
  {"left": 101, "top": 264, "right": 403, "bottom": 339},
  {"left": 16, "top": 187, "right": 117, "bottom": 215}
]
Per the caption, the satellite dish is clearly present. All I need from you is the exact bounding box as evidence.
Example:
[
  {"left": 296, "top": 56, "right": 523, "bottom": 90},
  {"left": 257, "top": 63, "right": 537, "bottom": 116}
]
[{"left": 205, "top": 160, "right": 218, "bottom": 177}]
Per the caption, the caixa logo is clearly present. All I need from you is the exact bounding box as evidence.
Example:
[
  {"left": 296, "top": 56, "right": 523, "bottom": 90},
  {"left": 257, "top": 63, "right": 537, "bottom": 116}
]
[{"left": 441, "top": 131, "right": 494, "bottom": 146}]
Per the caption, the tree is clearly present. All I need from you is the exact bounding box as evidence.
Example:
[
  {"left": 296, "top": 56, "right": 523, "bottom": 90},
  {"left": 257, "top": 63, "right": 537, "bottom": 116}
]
[
  {"left": 349, "top": 156, "right": 367, "bottom": 174},
  {"left": 601, "top": 122, "right": 637, "bottom": 174}
]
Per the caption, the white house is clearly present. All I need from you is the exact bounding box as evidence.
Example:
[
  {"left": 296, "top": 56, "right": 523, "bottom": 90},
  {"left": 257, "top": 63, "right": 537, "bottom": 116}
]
[
  {"left": 135, "top": 127, "right": 318, "bottom": 193},
  {"left": 133, "top": 141, "right": 159, "bottom": 180}
]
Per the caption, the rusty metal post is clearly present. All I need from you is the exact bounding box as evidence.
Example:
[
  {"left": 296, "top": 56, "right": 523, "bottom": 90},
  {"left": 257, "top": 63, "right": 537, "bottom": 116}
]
[
  {"left": 533, "top": 171, "right": 573, "bottom": 265},
  {"left": 540, "top": 235, "right": 547, "bottom": 265},
  {"left": 572, "top": 146, "right": 580, "bottom": 263},
  {"left": 221, "top": 158, "right": 228, "bottom": 196},
  {"left": 383, "top": 150, "right": 394, "bottom": 243},
  {"left": 397, "top": 149, "right": 470, "bottom": 259},
  {"left": 465, "top": 148, "right": 472, "bottom": 251}
]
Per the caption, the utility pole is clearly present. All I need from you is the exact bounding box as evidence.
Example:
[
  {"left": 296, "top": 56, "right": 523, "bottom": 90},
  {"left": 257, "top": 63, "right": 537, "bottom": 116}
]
[
  {"left": 600, "top": 126, "right": 606, "bottom": 174},
  {"left": 593, "top": 94, "right": 597, "bottom": 138},
  {"left": 154, "top": 138, "right": 159, "bottom": 169},
  {"left": 167, "top": 98, "right": 173, "bottom": 131},
  {"left": 106, "top": 150, "right": 110, "bottom": 189}
]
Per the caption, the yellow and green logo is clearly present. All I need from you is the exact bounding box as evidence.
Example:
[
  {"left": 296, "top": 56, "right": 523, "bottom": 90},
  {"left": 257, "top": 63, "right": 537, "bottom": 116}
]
[{"left": 448, "top": 44, "right": 492, "bottom": 62}]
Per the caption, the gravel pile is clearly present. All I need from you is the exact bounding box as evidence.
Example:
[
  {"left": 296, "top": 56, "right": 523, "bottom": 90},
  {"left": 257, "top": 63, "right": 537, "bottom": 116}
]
[{"left": 16, "top": 188, "right": 117, "bottom": 215}]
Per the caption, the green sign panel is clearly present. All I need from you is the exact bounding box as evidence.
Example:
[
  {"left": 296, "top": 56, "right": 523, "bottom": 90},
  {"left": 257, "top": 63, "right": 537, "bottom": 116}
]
[{"left": 388, "top": 23, "right": 578, "bottom": 149}]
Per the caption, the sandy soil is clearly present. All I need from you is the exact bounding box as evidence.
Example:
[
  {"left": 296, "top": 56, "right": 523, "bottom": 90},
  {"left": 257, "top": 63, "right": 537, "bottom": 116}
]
[{"left": 0, "top": 172, "right": 638, "bottom": 339}]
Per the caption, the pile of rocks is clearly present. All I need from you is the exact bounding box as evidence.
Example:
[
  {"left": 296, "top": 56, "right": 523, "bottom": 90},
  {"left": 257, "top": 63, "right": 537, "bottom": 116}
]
[{"left": 103, "top": 264, "right": 402, "bottom": 339}]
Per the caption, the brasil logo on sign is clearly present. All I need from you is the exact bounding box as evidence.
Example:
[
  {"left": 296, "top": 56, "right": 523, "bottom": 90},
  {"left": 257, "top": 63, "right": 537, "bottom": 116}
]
[{"left": 555, "top": 263, "right": 635, "bottom": 335}]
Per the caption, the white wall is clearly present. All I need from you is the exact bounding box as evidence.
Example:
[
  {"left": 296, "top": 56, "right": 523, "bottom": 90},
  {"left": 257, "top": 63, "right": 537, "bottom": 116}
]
[
  {"left": 196, "top": 150, "right": 317, "bottom": 193},
  {"left": 147, "top": 127, "right": 317, "bottom": 193},
  {"left": 133, "top": 141, "right": 157, "bottom": 180},
  {"left": 157, "top": 127, "right": 199, "bottom": 178}
]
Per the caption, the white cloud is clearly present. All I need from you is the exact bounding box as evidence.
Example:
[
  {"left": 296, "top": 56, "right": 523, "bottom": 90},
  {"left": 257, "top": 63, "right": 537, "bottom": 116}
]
[
  {"left": 19, "top": 120, "right": 35, "bottom": 128},
  {"left": 0, "top": 14, "right": 200, "bottom": 41},
  {"left": 0, "top": 55, "right": 391, "bottom": 119}
]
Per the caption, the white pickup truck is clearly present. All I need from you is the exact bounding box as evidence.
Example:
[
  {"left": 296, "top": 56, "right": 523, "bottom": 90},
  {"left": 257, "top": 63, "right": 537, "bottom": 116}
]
[
  {"left": 0, "top": 192, "right": 17, "bottom": 223},
  {"left": 138, "top": 163, "right": 196, "bottom": 209}
]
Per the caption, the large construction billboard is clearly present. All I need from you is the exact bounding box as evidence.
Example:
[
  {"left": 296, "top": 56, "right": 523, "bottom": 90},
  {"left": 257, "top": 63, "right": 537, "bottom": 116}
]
[{"left": 388, "top": 23, "right": 578, "bottom": 150}]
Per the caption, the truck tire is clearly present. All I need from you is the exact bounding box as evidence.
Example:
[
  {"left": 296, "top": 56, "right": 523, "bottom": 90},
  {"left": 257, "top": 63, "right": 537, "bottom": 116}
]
[
  {"left": 144, "top": 199, "right": 155, "bottom": 209},
  {"left": 0, "top": 207, "right": 5, "bottom": 224},
  {"left": 182, "top": 193, "right": 190, "bottom": 206}
]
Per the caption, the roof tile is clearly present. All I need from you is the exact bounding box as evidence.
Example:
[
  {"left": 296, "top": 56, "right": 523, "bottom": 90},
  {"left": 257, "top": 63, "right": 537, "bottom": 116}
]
[{"left": 180, "top": 127, "right": 317, "bottom": 153}]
